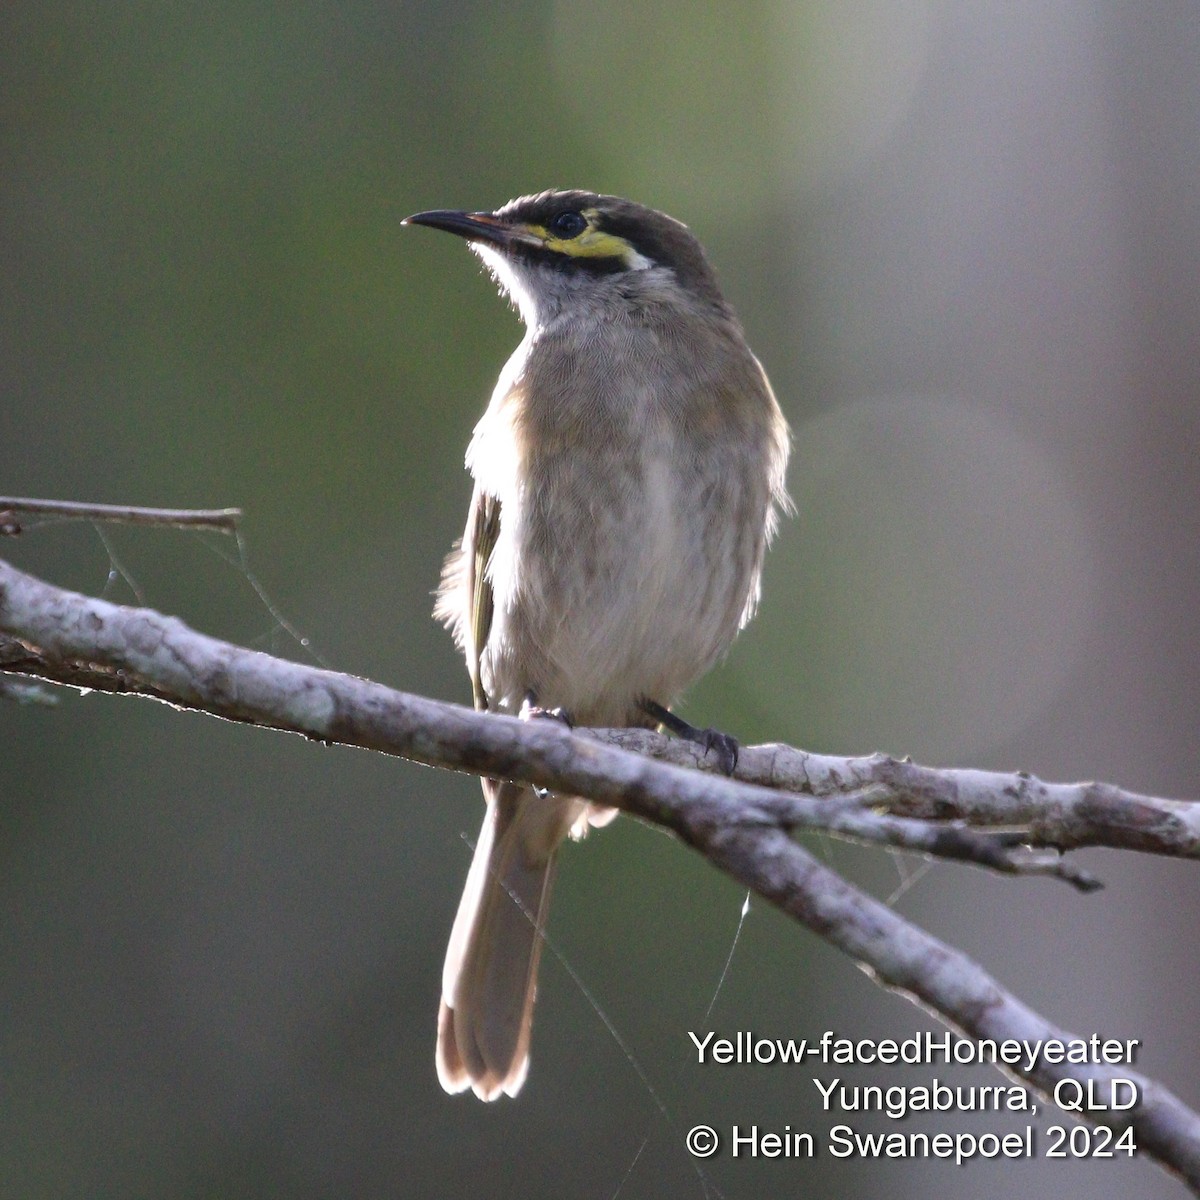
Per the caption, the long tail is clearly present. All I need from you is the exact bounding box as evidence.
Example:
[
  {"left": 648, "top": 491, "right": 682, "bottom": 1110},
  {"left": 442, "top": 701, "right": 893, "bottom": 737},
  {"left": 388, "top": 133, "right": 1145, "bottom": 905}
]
[{"left": 436, "top": 781, "right": 571, "bottom": 1100}]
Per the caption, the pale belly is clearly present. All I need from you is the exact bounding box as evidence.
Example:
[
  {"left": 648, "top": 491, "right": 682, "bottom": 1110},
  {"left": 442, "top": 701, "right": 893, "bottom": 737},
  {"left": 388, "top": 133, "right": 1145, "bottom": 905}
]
[{"left": 480, "top": 446, "right": 761, "bottom": 725}]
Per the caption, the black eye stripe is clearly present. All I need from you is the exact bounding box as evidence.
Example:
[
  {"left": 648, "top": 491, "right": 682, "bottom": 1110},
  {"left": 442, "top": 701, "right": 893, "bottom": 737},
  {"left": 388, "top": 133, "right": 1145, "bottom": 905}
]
[{"left": 509, "top": 241, "right": 627, "bottom": 275}]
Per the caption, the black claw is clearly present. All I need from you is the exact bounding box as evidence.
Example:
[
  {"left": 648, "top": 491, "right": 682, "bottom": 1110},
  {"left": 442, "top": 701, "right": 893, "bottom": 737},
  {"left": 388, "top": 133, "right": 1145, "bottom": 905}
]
[
  {"left": 639, "top": 698, "right": 740, "bottom": 776},
  {"left": 702, "top": 728, "right": 740, "bottom": 775}
]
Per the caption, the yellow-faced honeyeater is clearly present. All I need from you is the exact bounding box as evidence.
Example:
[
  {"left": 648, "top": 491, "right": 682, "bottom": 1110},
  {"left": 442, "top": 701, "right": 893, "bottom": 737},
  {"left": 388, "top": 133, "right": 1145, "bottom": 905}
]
[{"left": 405, "top": 190, "right": 791, "bottom": 1099}]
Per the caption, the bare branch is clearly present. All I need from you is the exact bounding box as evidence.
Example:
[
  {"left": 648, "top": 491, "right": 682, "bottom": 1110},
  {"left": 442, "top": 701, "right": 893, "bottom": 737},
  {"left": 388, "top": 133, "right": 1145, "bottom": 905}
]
[
  {"left": 598, "top": 728, "right": 1200, "bottom": 861},
  {"left": 0, "top": 496, "right": 242, "bottom": 535},
  {"left": 2, "top": 553, "right": 1199, "bottom": 1191}
]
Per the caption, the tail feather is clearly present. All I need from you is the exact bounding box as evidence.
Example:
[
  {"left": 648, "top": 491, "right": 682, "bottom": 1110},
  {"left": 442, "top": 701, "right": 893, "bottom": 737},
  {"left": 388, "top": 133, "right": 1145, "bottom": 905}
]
[{"left": 437, "top": 782, "right": 571, "bottom": 1100}]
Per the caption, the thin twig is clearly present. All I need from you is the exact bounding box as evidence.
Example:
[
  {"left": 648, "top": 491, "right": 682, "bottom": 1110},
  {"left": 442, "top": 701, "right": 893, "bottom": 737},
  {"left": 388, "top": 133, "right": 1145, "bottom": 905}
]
[{"left": 0, "top": 496, "right": 241, "bottom": 535}]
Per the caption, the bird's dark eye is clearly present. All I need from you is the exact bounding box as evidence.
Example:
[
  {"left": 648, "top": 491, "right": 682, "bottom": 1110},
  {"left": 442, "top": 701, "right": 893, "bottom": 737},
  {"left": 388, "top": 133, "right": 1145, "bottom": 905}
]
[{"left": 548, "top": 210, "right": 587, "bottom": 239}]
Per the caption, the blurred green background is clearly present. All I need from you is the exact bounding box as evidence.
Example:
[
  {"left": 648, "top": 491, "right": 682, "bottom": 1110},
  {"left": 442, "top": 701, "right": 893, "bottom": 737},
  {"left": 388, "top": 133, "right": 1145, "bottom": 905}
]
[{"left": 3, "top": 3, "right": 1199, "bottom": 1197}]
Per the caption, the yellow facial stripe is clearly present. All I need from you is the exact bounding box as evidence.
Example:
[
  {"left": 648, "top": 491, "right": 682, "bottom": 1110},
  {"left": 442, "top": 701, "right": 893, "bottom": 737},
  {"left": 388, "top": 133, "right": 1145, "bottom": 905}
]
[
  {"left": 520, "top": 209, "right": 652, "bottom": 269},
  {"left": 550, "top": 227, "right": 629, "bottom": 257}
]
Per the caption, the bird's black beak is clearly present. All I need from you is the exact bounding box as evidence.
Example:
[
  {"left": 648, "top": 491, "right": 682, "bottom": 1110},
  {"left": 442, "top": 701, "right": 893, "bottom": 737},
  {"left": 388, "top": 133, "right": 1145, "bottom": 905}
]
[{"left": 403, "top": 209, "right": 516, "bottom": 248}]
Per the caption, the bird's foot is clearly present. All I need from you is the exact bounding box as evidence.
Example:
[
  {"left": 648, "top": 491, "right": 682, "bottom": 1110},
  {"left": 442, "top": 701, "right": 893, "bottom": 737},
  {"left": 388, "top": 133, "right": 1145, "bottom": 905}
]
[
  {"left": 520, "top": 692, "right": 574, "bottom": 799},
  {"left": 519, "top": 691, "right": 575, "bottom": 728},
  {"left": 639, "top": 698, "right": 739, "bottom": 775}
]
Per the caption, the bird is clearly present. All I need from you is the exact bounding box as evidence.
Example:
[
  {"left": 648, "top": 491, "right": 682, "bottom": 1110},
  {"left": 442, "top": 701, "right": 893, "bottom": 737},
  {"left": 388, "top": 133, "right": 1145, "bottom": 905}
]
[{"left": 404, "top": 190, "right": 791, "bottom": 1100}]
